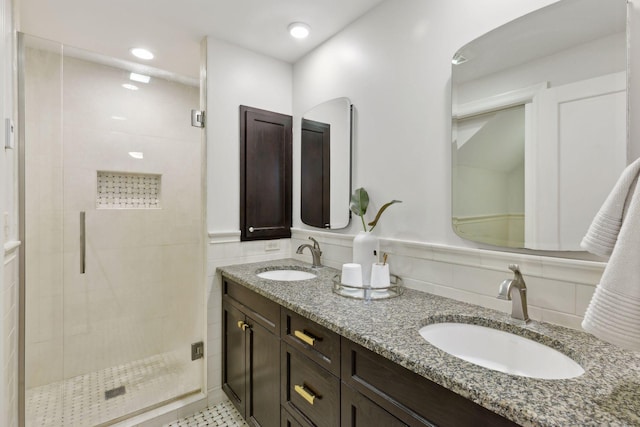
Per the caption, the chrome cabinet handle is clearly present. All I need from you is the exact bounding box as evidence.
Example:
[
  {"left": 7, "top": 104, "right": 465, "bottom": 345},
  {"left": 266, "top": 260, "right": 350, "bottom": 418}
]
[
  {"left": 294, "top": 384, "right": 317, "bottom": 405},
  {"left": 248, "top": 226, "right": 281, "bottom": 233},
  {"left": 80, "top": 211, "right": 86, "bottom": 274}
]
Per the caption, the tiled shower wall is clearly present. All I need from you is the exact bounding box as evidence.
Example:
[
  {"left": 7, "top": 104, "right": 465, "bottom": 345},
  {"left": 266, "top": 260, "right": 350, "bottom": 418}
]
[{"left": 24, "top": 45, "right": 204, "bottom": 390}]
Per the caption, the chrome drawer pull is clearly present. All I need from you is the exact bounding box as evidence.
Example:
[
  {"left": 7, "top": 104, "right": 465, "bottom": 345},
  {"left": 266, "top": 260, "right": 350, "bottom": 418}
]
[
  {"left": 294, "top": 384, "right": 317, "bottom": 405},
  {"left": 294, "top": 330, "right": 316, "bottom": 346}
]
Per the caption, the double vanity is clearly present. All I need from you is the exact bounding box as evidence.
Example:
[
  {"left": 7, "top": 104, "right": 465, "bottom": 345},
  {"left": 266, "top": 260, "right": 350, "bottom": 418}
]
[{"left": 220, "top": 259, "right": 640, "bottom": 426}]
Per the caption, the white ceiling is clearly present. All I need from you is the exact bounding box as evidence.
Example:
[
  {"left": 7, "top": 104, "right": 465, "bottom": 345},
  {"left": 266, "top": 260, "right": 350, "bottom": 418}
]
[{"left": 18, "top": 0, "right": 386, "bottom": 80}]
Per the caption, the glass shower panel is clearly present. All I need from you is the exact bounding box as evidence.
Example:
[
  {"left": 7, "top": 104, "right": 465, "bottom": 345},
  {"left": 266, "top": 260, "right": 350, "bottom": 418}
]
[
  {"left": 22, "top": 33, "right": 205, "bottom": 427},
  {"left": 22, "top": 35, "right": 65, "bottom": 425}
]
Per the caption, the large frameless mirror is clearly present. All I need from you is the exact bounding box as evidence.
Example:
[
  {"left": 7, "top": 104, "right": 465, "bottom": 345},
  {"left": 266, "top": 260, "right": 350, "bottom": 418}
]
[
  {"left": 451, "top": 0, "right": 628, "bottom": 250},
  {"left": 300, "top": 97, "right": 352, "bottom": 229}
]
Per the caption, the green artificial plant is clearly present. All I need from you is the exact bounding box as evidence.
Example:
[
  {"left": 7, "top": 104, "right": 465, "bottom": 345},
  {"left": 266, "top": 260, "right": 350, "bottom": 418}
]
[{"left": 350, "top": 187, "right": 402, "bottom": 232}]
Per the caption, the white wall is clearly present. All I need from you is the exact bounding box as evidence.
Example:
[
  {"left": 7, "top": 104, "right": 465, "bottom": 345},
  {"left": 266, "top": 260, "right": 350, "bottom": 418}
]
[
  {"left": 203, "top": 0, "right": 634, "bottom": 393},
  {"left": 205, "top": 38, "right": 293, "bottom": 401},
  {"left": 286, "top": 0, "right": 623, "bottom": 327},
  {"left": 206, "top": 38, "right": 292, "bottom": 234},
  {"left": 293, "top": 0, "right": 563, "bottom": 244}
]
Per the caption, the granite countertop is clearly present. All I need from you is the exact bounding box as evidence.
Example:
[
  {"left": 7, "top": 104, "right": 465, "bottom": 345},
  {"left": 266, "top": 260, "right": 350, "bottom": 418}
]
[{"left": 218, "top": 259, "right": 640, "bottom": 426}]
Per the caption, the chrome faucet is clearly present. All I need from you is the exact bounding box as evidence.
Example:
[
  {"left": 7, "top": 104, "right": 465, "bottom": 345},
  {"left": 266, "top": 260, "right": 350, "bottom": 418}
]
[
  {"left": 497, "top": 264, "right": 530, "bottom": 322},
  {"left": 296, "top": 237, "right": 323, "bottom": 268}
]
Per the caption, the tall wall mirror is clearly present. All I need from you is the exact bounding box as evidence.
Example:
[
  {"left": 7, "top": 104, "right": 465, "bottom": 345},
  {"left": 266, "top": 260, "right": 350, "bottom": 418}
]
[
  {"left": 301, "top": 97, "right": 352, "bottom": 229},
  {"left": 451, "top": 0, "right": 628, "bottom": 250}
]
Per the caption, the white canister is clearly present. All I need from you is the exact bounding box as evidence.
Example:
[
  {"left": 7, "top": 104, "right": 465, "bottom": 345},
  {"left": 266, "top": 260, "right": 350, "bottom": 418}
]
[
  {"left": 341, "top": 263, "right": 363, "bottom": 287},
  {"left": 352, "top": 231, "right": 379, "bottom": 286},
  {"left": 370, "top": 263, "right": 391, "bottom": 288}
]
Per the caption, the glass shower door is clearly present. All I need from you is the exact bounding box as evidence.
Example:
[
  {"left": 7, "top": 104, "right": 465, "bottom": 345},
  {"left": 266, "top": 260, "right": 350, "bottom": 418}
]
[{"left": 22, "top": 33, "right": 205, "bottom": 426}]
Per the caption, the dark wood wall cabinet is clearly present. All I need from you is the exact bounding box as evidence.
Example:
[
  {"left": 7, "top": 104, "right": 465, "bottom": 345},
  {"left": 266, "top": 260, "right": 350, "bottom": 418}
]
[
  {"left": 221, "top": 276, "right": 518, "bottom": 427},
  {"left": 240, "top": 105, "right": 293, "bottom": 241}
]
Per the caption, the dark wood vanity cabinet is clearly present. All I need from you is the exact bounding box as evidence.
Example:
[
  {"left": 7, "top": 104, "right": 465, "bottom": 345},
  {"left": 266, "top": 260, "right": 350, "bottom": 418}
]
[
  {"left": 222, "top": 276, "right": 517, "bottom": 427},
  {"left": 281, "top": 309, "right": 341, "bottom": 377},
  {"left": 281, "top": 407, "right": 309, "bottom": 427},
  {"left": 341, "top": 383, "right": 408, "bottom": 427},
  {"left": 341, "top": 339, "right": 517, "bottom": 427},
  {"left": 281, "top": 309, "right": 342, "bottom": 427},
  {"left": 222, "top": 277, "right": 281, "bottom": 427},
  {"left": 282, "top": 342, "right": 340, "bottom": 427}
]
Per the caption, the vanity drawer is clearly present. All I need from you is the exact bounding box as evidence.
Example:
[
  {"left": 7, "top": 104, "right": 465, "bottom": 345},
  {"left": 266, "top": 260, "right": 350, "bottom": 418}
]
[
  {"left": 341, "top": 383, "right": 408, "bottom": 427},
  {"left": 282, "top": 343, "right": 340, "bottom": 427},
  {"left": 281, "top": 407, "right": 313, "bottom": 427},
  {"left": 282, "top": 309, "right": 340, "bottom": 376},
  {"left": 223, "top": 275, "right": 280, "bottom": 334},
  {"left": 341, "top": 338, "right": 517, "bottom": 427}
]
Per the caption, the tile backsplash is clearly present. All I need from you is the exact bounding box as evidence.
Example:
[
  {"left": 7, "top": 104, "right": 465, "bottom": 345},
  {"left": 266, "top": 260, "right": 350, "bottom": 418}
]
[{"left": 289, "top": 228, "right": 604, "bottom": 331}]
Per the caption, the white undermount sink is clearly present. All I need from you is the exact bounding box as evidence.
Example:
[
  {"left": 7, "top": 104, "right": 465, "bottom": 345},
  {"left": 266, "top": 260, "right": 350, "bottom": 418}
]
[
  {"left": 419, "top": 322, "right": 584, "bottom": 380},
  {"left": 257, "top": 269, "right": 317, "bottom": 281}
]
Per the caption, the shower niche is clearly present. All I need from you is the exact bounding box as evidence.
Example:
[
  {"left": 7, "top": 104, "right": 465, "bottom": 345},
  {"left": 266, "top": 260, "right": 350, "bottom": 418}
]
[{"left": 96, "top": 171, "right": 162, "bottom": 209}]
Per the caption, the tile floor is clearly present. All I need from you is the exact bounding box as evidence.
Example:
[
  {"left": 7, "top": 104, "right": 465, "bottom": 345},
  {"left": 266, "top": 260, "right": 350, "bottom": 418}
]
[
  {"left": 166, "top": 400, "right": 248, "bottom": 427},
  {"left": 25, "top": 352, "right": 199, "bottom": 427}
]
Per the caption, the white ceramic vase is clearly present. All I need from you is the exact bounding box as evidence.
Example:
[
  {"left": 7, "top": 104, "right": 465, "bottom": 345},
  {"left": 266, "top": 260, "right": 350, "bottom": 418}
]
[{"left": 352, "top": 231, "right": 379, "bottom": 286}]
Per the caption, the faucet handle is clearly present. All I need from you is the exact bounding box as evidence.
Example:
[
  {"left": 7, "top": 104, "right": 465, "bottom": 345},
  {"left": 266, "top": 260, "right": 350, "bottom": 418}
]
[
  {"left": 309, "top": 236, "right": 320, "bottom": 250},
  {"left": 508, "top": 264, "right": 525, "bottom": 286}
]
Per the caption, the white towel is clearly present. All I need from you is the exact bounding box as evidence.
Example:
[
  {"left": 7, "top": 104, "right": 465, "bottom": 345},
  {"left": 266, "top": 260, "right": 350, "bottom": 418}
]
[
  {"left": 581, "top": 157, "right": 640, "bottom": 257},
  {"left": 581, "top": 157, "right": 640, "bottom": 351}
]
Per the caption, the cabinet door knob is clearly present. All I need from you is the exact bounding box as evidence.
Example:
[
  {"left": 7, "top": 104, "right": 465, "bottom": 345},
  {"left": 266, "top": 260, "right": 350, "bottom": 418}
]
[
  {"left": 237, "top": 320, "right": 250, "bottom": 331},
  {"left": 294, "top": 384, "right": 317, "bottom": 405},
  {"left": 294, "top": 330, "right": 316, "bottom": 346}
]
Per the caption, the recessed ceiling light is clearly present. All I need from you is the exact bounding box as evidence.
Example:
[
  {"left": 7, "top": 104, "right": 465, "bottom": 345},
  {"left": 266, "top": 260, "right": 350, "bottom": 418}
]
[
  {"left": 111, "top": 116, "right": 127, "bottom": 121},
  {"left": 128, "top": 151, "right": 144, "bottom": 160},
  {"left": 130, "top": 47, "right": 154, "bottom": 60},
  {"left": 122, "top": 83, "right": 139, "bottom": 91},
  {"left": 130, "top": 72, "right": 151, "bottom": 83},
  {"left": 288, "top": 22, "right": 310, "bottom": 39}
]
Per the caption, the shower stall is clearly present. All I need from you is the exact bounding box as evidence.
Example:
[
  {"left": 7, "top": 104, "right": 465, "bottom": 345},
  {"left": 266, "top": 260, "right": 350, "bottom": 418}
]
[{"left": 18, "top": 33, "right": 206, "bottom": 426}]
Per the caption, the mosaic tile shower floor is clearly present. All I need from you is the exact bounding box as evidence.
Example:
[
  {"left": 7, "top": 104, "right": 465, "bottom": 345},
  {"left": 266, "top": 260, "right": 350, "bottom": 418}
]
[
  {"left": 166, "top": 401, "right": 248, "bottom": 427},
  {"left": 25, "top": 352, "right": 197, "bottom": 427}
]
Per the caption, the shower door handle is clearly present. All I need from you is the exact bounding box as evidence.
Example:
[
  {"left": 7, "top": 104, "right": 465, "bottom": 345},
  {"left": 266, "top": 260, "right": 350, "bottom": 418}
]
[{"left": 80, "top": 211, "right": 86, "bottom": 274}]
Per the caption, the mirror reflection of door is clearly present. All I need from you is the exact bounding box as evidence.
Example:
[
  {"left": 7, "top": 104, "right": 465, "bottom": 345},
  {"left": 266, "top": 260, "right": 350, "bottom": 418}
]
[
  {"left": 453, "top": 106, "right": 525, "bottom": 248},
  {"left": 300, "top": 97, "right": 352, "bottom": 229},
  {"left": 301, "top": 118, "right": 330, "bottom": 228}
]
